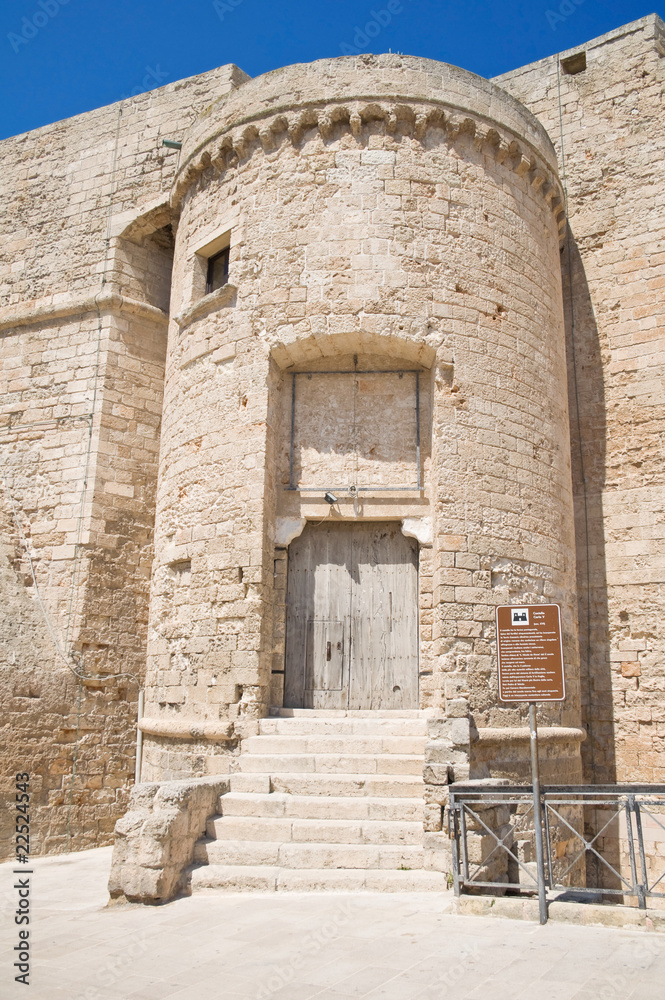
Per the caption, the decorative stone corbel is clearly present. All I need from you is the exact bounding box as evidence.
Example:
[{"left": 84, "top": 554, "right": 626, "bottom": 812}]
[
  {"left": 401, "top": 517, "right": 433, "bottom": 546},
  {"left": 275, "top": 516, "right": 306, "bottom": 546}
]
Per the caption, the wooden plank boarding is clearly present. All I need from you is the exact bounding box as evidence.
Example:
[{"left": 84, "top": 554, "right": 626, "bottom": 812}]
[
  {"left": 284, "top": 524, "right": 352, "bottom": 710},
  {"left": 496, "top": 604, "right": 565, "bottom": 702},
  {"left": 348, "top": 523, "right": 419, "bottom": 710},
  {"left": 284, "top": 521, "right": 418, "bottom": 710}
]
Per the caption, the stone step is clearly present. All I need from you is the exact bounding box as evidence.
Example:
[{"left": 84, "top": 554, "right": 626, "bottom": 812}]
[
  {"left": 242, "top": 735, "right": 426, "bottom": 755},
  {"left": 259, "top": 718, "right": 428, "bottom": 737},
  {"left": 190, "top": 864, "right": 451, "bottom": 893},
  {"left": 219, "top": 792, "right": 424, "bottom": 822},
  {"left": 206, "top": 815, "right": 423, "bottom": 845},
  {"left": 226, "top": 772, "right": 424, "bottom": 798},
  {"left": 234, "top": 753, "right": 424, "bottom": 776},
  {"left": 193, "top": 839, "right": 446, "bottom": 871},
  {"left": 269, "top": 708, "right": 426, "bottom": 719},
  {"left": 189, "top": 708, "right": 434, "bottom": 894},
  {"left": 228, "top": 774, "right": 273, "bottom": 794}
]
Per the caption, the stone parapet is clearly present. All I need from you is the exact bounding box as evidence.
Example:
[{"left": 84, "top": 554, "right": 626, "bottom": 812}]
[
  {"left": 171, "top": 55, "right": 566, "bottom": 241},
  {"left": 470, "top": 727, "right": 586, "bottom": 785}
]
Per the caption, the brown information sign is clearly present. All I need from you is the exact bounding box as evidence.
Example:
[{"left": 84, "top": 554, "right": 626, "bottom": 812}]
[{"left": 496, "top": 604, "right": 565, "bottom": 702}]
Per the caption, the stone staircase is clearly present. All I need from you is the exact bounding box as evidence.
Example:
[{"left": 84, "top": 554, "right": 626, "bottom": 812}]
[{"left": 189, "top": 709, "right": 450, "bottom": 892}]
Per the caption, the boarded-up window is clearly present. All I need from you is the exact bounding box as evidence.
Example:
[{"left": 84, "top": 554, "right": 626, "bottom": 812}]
[{"left": 287, "top": 369, "right": 421, "bottom": 491}]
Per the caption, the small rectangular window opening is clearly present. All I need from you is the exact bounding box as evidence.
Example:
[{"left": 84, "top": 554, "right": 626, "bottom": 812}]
[
  {"left": 206, "top": 246, "right": 230, "bottom": 294},
  {"left": 560, "top": 51, "right": 586, "bottom": 75}
]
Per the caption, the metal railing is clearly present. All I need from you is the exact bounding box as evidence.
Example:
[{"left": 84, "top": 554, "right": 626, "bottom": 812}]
[{"left": 448, "top": 783, "right": 665, "bottom": 913}]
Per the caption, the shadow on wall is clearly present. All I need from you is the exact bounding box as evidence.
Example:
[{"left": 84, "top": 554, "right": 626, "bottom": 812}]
[
  {"left": 564, "top": 230, "right": 615, "bottom": 785},
  {"left": 0, "top": 496, "right": 79, "bottom": 859}
]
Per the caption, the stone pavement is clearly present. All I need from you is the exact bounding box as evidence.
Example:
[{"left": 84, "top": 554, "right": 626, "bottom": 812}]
[{"left": 2, "top": 847, "right": 665, "bottom": 1000}]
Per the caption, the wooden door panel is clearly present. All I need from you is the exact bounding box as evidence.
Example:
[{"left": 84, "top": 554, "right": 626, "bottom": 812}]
[
  {"left": 284, "top": 525, "right": 352, "bottom": 709},
  {"left": 285, "top": 522, "right": 418, "bottom": 710},
  {"left": 306, "top": 619, "right": 345, "bottom": 690},
  {"left": 348, "top": 524, "right": 418, "bottom": 710},
  {"left": 303, "top": 618, "right": 346, "bottom": 709}
]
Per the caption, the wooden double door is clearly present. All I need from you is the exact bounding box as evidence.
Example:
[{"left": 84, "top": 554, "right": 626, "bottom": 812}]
[{"left": 284, "top": 522, "right": 419, "bottom": 710}]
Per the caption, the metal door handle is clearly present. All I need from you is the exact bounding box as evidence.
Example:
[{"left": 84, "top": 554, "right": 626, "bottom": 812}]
[{"left": 326, "top": 641, "right": 331, "bottom": 661}]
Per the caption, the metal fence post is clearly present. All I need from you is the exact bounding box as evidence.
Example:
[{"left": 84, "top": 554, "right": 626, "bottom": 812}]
[
  {"left": 448, "top": 791, "right": 461, "bottom": 896},
  {"left": 631, "top": 797, "right": 649, "bottom": 909},
  {"left": 529, "top": 703, "right": 548, "bottom": 924},
  {"left": 542, "top": 794, "right": 555, "bottom": 888}
]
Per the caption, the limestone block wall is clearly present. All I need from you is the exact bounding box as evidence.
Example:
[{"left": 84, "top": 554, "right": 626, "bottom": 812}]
[
  {"left": 0, "top": 64, "right": 248, "bottom": 859},
  {"left": 140, "top": 54, "right": 580, "bottom": 781},
  {"left": 495, "top": 14, "right": 665, "bottom": 783},
  {"left": 0, "top": 306, "right": 169, "bottom": 857},
  {"left": 8, "top": 16, "right": 661, "bottom": 855}
]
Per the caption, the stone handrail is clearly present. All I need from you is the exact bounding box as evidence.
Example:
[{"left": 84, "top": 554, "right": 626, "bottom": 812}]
[{"left": 108, "top": 775, "right": 229, "bottom": 904}]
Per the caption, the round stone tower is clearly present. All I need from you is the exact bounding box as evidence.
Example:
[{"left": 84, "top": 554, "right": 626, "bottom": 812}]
[{"left": 139, "top": 55, "right": 583, "bottom": 785}]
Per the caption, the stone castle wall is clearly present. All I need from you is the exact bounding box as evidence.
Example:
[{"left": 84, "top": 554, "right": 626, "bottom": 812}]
[
  {"left": 0, "top": 64, "right": 247, "bottom": 858},
  {"left": 0, "top": 15, "right": 662, "bottom": 858},
  {"left": 140, "top": 54, "right": 580, "bottom": 780},
  {"left": 495, "top": 13, "right": 665, "bottom": 783}
]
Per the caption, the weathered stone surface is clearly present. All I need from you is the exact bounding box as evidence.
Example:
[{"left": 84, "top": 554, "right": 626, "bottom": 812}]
[
  {"left": 0, "top": 63, "right": 247, "bottom": 858},
  {"left": 1, "top": 14, "right": 663, "bottom": 874},
  {"left": 495, "top": 13, "right": 665, "bottom": 784},
  {"left": 423, "top": 764, "right": 453, "bottom": 786},
  {"left": 456, "top": 894, "right": 665, "bottom": 932},
  {"left": 108, "top": 775, "right": 229, "bottom": 903}
]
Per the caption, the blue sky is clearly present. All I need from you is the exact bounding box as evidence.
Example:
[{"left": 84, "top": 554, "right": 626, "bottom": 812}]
[{"left": 0, "top": 0, "right": 662, "bottom": 139}]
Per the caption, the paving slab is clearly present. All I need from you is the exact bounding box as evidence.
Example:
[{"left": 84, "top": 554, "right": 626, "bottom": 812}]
[{"left": 2, "top": 847, "right": 665, "bottom": 999}]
